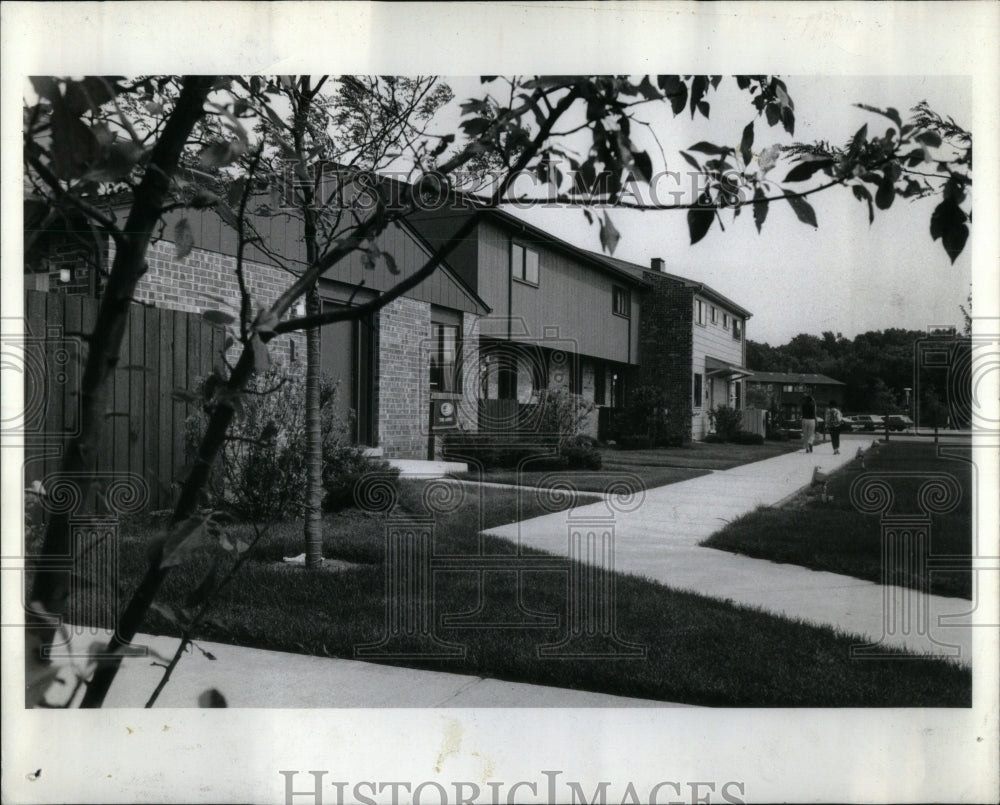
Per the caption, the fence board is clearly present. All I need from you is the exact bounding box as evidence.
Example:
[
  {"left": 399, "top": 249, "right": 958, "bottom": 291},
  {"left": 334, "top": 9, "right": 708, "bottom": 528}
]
[
  {"left": 44, "top": 293, "right": 66, "bottom": 485},
  {"left": 171, "top": 311, "right": 188, "bottom": 486},
  {"left": 128, "top": 306, "right": 145, "bottom": 477},
  {"left": 158, "top": 307, "right": 175, "bottom": 506},
  {"left": 144, "top": 305, "right": 161, "bottom": 504}
]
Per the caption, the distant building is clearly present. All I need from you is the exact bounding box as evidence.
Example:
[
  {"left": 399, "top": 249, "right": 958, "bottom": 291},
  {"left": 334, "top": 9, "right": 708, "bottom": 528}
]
[{"left": 744, "top": 371, "right": 846, "bottom": 420}]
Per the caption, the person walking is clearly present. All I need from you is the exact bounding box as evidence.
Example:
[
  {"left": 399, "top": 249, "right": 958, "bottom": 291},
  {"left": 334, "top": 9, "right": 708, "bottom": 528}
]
[
  {"left": 825, "top": 399, "right": 843, "bottom": 455},
  {"left": 801, "top": 394, "right": 817, "bottom": 453}
]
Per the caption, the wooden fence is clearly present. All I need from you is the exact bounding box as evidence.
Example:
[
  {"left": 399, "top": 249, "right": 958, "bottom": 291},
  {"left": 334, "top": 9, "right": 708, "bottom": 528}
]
[{"left": 23, "top": 290, "right": 226, "bottom": 510}]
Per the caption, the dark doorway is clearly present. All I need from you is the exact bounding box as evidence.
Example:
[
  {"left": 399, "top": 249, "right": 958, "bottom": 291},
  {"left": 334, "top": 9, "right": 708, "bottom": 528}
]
[{"left": 320, "top": 304, "right": 376, "bottom": 446}]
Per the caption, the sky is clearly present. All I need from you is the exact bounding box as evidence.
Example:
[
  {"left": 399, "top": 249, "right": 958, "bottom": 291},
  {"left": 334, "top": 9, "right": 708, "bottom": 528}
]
[{"left": 434, "top": 75, "right": 972, "bottom": 345}]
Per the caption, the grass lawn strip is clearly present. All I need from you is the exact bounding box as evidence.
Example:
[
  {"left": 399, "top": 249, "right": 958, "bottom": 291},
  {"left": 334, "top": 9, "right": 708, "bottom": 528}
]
[
  {"left": 55, "top": 478, "right": 971, "bottom": 708},
  {"left": 701, "top": 441, "right": 972, "bottom": 599}
]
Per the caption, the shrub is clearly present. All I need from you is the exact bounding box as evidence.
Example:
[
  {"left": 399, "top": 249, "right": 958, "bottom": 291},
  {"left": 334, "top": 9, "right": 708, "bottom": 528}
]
[
  {"left": 561, "top": 434, "right": 602, "bottom": 470},
  {"left": 322, "top": 444, "right": 400, "bottom": 512},
  {"left": 733, "top": 430, "right": 765, "bottom": 445},
  {"left": 186, "top": 366, "right": 363, "bottom": 522},
  {"left": 616, "top": 385, "right": 688, "bottom": 447},
  {"left": 616, "top": 434, "right": 653, "bottom": 450},
  {"left": 708, "top": 404, "right": 743, "bottom": 442},
  {"left": 441, "top": 431, "right": 557, "bottom": 470},
  {"left": 537, "top": 388, "right": 595, "bottom": 446},
  {"left": 702, "top": 433, "right": 725, "bottom": 444},
  {"left": 767, "top": 429, "right": 789, "bottom": 442}
]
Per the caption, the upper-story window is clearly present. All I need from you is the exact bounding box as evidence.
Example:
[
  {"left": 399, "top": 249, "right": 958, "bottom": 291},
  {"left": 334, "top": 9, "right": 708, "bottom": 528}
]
[
  {"left": 711, "top": 305, "right": 718, "bottom": 324},
  {"left": 722, "top": 313, "right": 730, "bottom": 329},
  {"left": 695, "top": 299, "right": 706, "bottom": 326},
  {"left": 732, "top": 318, "right": 742, "bottom": 341},
  {"left": 612, "top": 286, "right": 631, "bottom": 317},
  {"left": 511, "top": 242, "right": 539, "bottom": 285}
]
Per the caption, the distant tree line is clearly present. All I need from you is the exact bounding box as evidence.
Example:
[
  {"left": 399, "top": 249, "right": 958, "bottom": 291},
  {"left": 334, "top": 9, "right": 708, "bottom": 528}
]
[{"left": 747, "top": 328, "right": 971, "bottom": 426}]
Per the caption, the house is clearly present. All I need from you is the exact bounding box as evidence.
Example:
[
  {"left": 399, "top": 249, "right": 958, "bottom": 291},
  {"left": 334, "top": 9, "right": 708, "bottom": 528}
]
[
  {"left": 26, "top": 185, "right": 756, "bottom": 476},
  {"left": 411, "top": 208, "right": 752, "bottom": 442},
  {"left": 743, "top": 371, "right": 846, "bottom": 421},
  {"left": 409, "top": 207, "right": 647, "bottom": 440},
  {"left": 24, "top": 199, "right": 490, "bottom": 464}
]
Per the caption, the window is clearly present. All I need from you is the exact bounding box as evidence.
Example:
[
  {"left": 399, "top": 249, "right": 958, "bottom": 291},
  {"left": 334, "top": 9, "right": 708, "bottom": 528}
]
[
  {"left": 723, "top": 313, "right": 730, "bottom": 329},
  {"left": 594, "top": 366, "right": 606, "bottom": 406},
  {"left": 693, "top": 372, "right": 704, "bottom": 408},
  {"left": 612, "top": 286, "right": 631, "bottom": 317},
  {"left": 732, "top": 319, "right": 742, "bottom": 341},
  {"left": 783, "top": 384, "right": 795, "bottom": 392},
  {"left": 711, "top": 305, "right": 718, "bottom": 324},
  {"left": 429, "top": 323, "right": 460, "bottom": 392},
  {"left": 695, "top": 299, "right": 706, "bottom": 326},
  {"left": 511, "top": 242, "right": 539, "bottom": 285}
]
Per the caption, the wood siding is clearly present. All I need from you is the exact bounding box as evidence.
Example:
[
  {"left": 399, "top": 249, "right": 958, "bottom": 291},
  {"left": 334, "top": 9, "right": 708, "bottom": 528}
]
[
  {"left": 692, "top": 294, "right": 748, "bottom": 438},
  {"left": 475, "top": 219, "right": 638, "bottom": 364}
]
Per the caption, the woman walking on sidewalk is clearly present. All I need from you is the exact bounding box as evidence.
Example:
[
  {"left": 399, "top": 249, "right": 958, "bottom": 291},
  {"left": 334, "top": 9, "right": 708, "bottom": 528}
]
[
  {"left": 801, "top": 394, "right": 817, "bottom": 453},
  {"left": 825, "top": 399, "right": 843, "bottom": 455}
]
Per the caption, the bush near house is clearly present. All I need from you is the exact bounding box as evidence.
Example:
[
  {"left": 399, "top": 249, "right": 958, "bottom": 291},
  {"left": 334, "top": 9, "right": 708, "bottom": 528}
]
[
  {"left": 708, "top": 404, "right": 744, "bottom": 442},
  {"left": 185, "top": 366, "right": 398, "bottom": 521},
  {"left": 444, "top": 390, "right": 601, "bottom": 470},
  {"left": 609, "top": 385, "right": 689, "bottom": 448}
]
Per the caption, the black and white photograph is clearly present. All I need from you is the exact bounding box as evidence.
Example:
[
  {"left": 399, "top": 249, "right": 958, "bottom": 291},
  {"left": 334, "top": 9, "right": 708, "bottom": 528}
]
[{"left": 2, "top": 2, "right": 998, "bottom": 803}]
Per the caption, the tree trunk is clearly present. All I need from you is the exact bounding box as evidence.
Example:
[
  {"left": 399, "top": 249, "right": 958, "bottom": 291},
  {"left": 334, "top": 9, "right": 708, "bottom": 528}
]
[{"left": 303, "top": 284, "right": 324, "bottom": 567}]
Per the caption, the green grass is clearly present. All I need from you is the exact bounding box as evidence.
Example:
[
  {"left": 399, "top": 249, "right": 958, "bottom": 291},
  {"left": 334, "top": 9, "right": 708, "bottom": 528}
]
[
  {"left": 448, "top": 466, "right": 709, "bottom": 492},
  {"left": 601, "top": 439, "right": 801, "bottom": 471},
  {"left": 47, "top": 477, "right": 971, "bottom": 707},
  {"left": 702, "top": 441, "right": 973, "bottom": 599}
]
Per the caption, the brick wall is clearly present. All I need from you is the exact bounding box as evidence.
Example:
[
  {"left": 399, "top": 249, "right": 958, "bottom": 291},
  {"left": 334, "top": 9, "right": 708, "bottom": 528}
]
[
  {"left": 377, "top": 296, "right": 431, "bottom": 458},
  {"left": 116, "top": 239, "right": 306, "bottom": 369},
  {"left": 635, "top": 271, "right": 695, "bottom": 444}
]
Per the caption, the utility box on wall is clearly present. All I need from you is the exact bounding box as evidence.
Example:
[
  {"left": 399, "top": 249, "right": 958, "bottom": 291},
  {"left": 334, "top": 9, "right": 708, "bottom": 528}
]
[{"left": 427, "top": 393, "right": 460, "bottom": 459}]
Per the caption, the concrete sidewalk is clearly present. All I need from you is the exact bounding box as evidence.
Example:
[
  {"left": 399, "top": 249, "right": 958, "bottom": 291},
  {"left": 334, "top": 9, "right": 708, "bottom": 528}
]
[
  {"left": 56, "top": 631, "right": 674, "bottom": 708},
  {"left": 484, "top": 437, "right": 974, "bottom": 664}
]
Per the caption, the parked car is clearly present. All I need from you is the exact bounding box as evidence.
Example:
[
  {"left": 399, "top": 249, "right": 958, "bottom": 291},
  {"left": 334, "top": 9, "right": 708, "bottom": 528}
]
[
  {"left": 885, "top": 414, "right": 915, "bottom": 432},
  {"left": 844, "top": 414, "right": 884, "bottom": 431}
]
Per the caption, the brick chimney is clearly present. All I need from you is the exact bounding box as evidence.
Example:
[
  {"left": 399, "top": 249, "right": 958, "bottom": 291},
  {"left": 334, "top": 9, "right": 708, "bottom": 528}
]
[{"left": 650, "top": 257, "right": 666, "bottom": 273}]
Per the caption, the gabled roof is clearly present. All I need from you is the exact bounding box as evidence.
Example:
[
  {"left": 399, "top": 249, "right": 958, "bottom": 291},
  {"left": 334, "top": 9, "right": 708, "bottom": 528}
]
[
  {"left": 747, "top": 371, "right": 845, "bottom": 386},
  {"left": 591, "top": 251, "right": 753, "bottom": 319}
]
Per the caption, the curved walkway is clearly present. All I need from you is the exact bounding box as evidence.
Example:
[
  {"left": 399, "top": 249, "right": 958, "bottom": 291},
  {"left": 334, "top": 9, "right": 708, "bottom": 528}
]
[{"left": 484, "top": 438, "right": 974, "bottom": 665}]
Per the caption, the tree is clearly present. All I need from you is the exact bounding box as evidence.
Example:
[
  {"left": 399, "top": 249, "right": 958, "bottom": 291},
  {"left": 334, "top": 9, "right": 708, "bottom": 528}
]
[{"left": 24, "top": 74, "right": 974, "bottom": 708}]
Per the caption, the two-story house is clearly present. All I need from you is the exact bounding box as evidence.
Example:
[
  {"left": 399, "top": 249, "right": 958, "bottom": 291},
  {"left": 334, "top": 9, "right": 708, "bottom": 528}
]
[{"left": 410, "top": 207, "right": 648, "bottom": 439}]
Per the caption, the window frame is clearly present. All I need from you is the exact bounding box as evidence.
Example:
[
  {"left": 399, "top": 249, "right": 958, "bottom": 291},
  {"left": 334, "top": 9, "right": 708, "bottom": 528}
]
[
  {"left": 428, "top": 322, "right": 461, "bottom": 393},
  {"left": 511, "top": 240, "right": 540, "bottom": 287},
  {"left": 612, "top": 285, "right": 631, "bottom": 318},
  {"left": 693, "top": 372, "right": 704, "bottom": 409},
  {"left": 695, "top": 299, "right": 706, "bottom": 327},
  {"left": 711, "top": 305, "right": 718, "bottom": 324},
  {"left": 722, "top": 313, "right": 729, "bottom": 330}
]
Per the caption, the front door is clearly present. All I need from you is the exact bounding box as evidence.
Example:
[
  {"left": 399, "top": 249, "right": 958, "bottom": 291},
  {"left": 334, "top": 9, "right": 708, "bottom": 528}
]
[{"left": 320, "top": 304, "right": 375, "bottom": 446}]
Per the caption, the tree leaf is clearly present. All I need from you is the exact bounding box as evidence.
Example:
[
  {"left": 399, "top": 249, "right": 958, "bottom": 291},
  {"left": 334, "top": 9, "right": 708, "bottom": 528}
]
[
  {"left": 875, "top": 172, "right": 895, "bottom": 210},
  {"left": 689, "top": 75, "right": 708, "bottom": 118},
  {"left": 382, "top": 252, "right": 399, "bottom": 275},
  {"left": 174, "top": 218, "right": 195, "bottom": 260},
  {"left": 631, "top": 150, "right": 653, "bottom": 183},
  {"left": 158, "top": 516, "right": 209, "bottom": 569},
  {"left": 688, "top": 141, "right": 732, "bottom": 156},
  {"left": 198, "top": 688, "right": 228, "bottom": 707},
  {"left": 688, "top": 199, "right": 715, "bottom": 245},
  {"left": 740, "top": 121, "right": 754, "bottom": 165},
  {"left": 679, "top": 151, "right": 702, "bottom": 172},
  {"left": 930, "top": 197, "right": 969, "bottom": 262},
  {"left": 783, "top": 159, "right": 832, "bottom": 183},
  {"left": 852, "top": 184, "right": 875, "bottom": 224},
  {"left": 202, "top": 310, "right": 235, "bottom": 326},
  {"left": 752, "top": 186, "right": 768, "bottom": 234},
  {"left": 657, "top": 75, "right": 687, "bottom": 116},
  {"left": 226, "top": 177, "right": 247, "bottom": 208},
  {"left": 171, "top": 387, "right": 201, "bottom": 405},
  {"left": 598, "top": 211, "right": 621, "bottom": 254},
  {"left": 915, "top": 130, "right": 943, "bottom": 148},
  {"left": 786, "top": 194, "right": 818, "bottom": 228}
]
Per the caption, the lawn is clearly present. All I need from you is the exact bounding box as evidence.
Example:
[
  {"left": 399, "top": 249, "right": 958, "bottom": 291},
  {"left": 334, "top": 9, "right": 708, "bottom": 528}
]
[
  {"left": 601, "top": 438, "right": 802, "bottom": 471},
  {"left": 50, "top": 476, "right": 971, "bottom": 707},
  {"left": 447, "top": 439, "right": 801, "bottom": 492},
  {"left": 448, "top": 466, "right": 709, "bottom": 493},
  {"left": 702, "top": 441, "right": 973, "bottom": 599}
]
